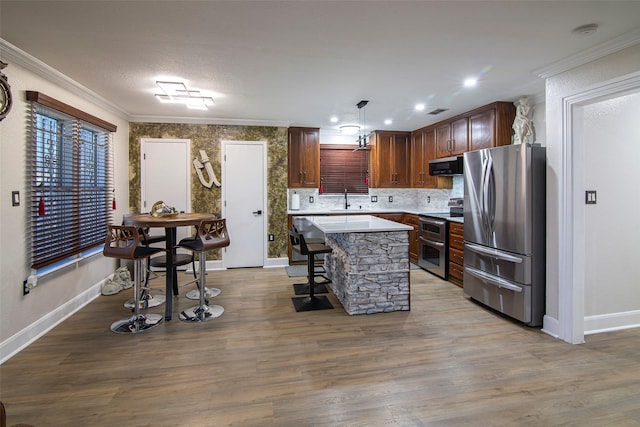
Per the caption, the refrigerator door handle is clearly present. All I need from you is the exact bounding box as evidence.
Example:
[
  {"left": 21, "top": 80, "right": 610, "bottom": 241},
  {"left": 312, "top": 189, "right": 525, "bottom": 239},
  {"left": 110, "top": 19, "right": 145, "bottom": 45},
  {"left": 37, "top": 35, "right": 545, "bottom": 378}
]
[
  {"left": 480, "top": 153, "right": 493, "bottom": 238},
  {"left": 464, "top": 266, "right": 524, "bottom": 292},
  {"left": 465, "top": 242, "right": 523, "bottom": 263}
]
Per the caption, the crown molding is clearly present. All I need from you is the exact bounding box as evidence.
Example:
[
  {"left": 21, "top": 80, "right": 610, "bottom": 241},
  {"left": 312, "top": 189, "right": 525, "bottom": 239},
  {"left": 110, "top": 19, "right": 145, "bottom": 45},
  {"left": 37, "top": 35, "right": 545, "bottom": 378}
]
[
  {"left": 128, "top": 114, "right": 291, "bottom": 127},
  {"left": 0, "top": 38, "right": 130, "bottom": 120},
  {"left": 534, "top": 27, "right": 640, "bottom": 79}
]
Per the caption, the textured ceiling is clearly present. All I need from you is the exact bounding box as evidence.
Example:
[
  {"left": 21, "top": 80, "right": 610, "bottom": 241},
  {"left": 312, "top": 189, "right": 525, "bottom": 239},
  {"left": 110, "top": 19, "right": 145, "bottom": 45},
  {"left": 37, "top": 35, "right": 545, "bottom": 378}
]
[{"left": 2, "top": 1, "right": 640, "bottom": 133}]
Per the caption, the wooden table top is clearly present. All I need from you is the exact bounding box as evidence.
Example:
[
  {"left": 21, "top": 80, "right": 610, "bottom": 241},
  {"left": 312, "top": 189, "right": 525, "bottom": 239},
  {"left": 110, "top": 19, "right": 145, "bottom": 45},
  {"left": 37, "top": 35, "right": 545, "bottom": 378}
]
[{"left": 124, "top": 212, "right": 216, "bottom": 228}]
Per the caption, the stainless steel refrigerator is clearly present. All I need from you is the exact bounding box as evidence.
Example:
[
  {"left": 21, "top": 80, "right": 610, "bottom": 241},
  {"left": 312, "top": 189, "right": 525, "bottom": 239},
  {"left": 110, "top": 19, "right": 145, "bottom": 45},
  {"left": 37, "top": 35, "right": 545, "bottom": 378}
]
[{"left": 463, "top": 143, "right": 546, "bottom": 326}]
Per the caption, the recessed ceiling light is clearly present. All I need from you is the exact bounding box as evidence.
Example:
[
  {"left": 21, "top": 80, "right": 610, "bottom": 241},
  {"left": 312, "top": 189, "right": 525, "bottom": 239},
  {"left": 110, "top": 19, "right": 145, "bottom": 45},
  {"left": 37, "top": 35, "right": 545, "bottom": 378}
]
[
  {"left": 464, "top": 78, "right": 477, "bottom": 88},
  {"left": 330, "top": 116, "right": 339, "bottom": 123},
  {"left": 415, "top": 103, "right": 425, "bottom": 111},
  {"left": 384, "top": 119, "right": 392, "bottom": 125}
]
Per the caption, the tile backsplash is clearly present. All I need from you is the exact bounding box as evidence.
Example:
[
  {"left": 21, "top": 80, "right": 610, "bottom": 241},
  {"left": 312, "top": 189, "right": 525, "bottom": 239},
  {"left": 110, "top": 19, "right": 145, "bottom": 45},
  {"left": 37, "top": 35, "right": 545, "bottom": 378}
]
[{"left": 288, "top": 177, "right": 463, "bottom": 212}]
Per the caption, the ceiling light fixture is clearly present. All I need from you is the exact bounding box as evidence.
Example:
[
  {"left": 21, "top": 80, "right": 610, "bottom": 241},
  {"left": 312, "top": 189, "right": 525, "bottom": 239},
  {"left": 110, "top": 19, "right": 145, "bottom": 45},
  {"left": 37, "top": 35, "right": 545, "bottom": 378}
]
[
  {"left": 415, "top": 103, "right": 425, "bottom": 111},
  {"left": 384, "top": 119, "right": 392, "bottom": 125},
  {"left": 355, "top": 100, "right": 371, "bottom": 149},
  {"left": 340, "top": 124, "right": 360, "bottom": 135},
  {"left": 155, "top": 81, "right": 215, "bottom": 110}
]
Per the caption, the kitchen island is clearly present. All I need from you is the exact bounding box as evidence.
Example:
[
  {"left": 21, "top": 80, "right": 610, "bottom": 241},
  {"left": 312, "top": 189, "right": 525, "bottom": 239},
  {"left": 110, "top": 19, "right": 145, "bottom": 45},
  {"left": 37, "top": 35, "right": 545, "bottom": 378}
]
[{"left": 305, "top": 215, "right": 412, "bottom": 315}]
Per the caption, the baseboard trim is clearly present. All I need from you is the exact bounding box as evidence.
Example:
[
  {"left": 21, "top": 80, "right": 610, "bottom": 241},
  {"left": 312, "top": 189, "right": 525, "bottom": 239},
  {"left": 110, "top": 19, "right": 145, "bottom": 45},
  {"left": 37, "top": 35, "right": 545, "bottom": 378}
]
[
  {"left": 584, "top": 310, "right": 640, "bottom": 336},
  {"left": 541, "top": 315, "right": 561, "bottom": 339},
  {"left": 263, "top": 257, "right": 288, "bottom": 268},
  {"left": 1, "top": 280, "right": 104, "bottom": 364}
]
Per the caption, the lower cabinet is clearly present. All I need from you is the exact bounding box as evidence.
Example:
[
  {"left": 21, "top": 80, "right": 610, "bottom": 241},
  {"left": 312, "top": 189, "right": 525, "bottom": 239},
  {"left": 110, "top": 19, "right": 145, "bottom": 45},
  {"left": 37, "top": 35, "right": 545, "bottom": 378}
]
[
  {"left": 373, "top": 213, "right": 404, "bottom": 222},
  {"left": 402, "top": 214, "right": 419, "bottom": 264},
  {"left": 448, "top": 221, "right": 464, "bottom": 287}
]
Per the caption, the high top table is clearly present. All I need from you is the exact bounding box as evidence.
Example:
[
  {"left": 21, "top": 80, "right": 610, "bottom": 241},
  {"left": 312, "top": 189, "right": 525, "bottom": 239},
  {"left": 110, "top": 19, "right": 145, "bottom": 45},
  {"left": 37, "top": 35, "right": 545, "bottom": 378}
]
[{"left": 125, "top": 212, "right": 216, "bottom": 320}]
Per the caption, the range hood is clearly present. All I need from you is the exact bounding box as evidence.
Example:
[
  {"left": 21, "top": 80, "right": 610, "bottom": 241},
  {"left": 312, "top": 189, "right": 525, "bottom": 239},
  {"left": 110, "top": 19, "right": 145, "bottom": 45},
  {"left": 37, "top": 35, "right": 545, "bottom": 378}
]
[{"left": 429, "top": 155, "right": 464, "bottom": 176}]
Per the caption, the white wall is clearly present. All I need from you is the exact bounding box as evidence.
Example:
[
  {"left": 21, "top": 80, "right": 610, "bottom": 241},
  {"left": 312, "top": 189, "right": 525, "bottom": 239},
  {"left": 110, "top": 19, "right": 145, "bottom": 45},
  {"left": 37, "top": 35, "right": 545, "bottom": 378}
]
[
  {"left": 0, "top": 53, "right": 130, "bottom": 362},
  {"left": 544, "top": 42, "right": 640, "bottom": 342}
]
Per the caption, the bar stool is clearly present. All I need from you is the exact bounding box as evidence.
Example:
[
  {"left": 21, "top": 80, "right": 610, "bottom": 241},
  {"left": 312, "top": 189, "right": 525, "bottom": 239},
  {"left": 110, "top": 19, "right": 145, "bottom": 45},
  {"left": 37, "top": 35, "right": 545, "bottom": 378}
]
[
  {"left": 176, "top": 218, "right": 229, "bottom": 322},
  {"left": 122, "top": 214, "right": 166, "bottom": 309},
  {"left": 291, "top": 231, "right": 334, "bottom": 312},
  {"left": 289, "top": 230, "right": 331, "bottom": 295},
  {"left": 103, "top": 225, "right": 165, "bottom": 333}
]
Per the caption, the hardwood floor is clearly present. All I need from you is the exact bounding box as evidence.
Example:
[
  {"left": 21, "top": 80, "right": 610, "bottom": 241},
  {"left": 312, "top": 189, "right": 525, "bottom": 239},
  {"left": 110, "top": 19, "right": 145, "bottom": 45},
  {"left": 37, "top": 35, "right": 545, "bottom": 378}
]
[{"left": 1, "top": 267, "right": 640, "bottom": 426}]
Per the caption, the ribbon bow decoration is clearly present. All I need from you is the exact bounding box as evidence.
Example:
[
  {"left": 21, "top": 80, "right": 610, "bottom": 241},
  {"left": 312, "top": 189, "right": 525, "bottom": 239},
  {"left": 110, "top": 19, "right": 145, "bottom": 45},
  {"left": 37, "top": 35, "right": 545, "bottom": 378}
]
[{"left": 193, "top": 149, "right": 221, "bottom": 188}]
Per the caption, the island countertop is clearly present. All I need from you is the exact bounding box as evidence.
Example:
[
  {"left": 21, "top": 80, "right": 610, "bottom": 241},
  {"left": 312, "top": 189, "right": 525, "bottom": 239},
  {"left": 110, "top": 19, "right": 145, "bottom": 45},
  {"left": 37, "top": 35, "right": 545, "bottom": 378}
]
[{"left": 305, "top": 215, "right": 412, "bottom": 234}]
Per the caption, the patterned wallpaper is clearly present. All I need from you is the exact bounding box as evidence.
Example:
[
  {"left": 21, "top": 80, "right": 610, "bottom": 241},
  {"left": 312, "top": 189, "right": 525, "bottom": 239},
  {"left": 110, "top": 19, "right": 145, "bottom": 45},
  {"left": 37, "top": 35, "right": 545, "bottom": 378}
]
[{"left": 128, "top": 123, "right": 289, "bottom": 259}]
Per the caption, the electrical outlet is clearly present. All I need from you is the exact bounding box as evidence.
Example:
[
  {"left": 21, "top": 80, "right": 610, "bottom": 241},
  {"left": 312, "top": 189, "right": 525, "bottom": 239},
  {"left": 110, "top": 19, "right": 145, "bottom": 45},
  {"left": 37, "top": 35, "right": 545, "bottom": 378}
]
[
  {"left": 309, "top": 196, "right": 314, "bottom": 203},
  {"left": 268, "top": 234, "right": 274, "bottom": 241},
  {"left": 427, "top": 195, "right": 431, "bottom": 203},
  {"left": 388, "top": 196, "right": 393, "bottom": 202},
  {"left": 371, "top": 195, "right": 377, "bottom": 202}
]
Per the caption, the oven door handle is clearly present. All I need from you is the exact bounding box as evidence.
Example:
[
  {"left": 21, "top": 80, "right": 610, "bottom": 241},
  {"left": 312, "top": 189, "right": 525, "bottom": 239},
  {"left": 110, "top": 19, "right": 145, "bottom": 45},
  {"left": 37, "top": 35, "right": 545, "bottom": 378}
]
[
  {"left": 464, "top": 266, "right": 523, "bottom": 292},
  {"left": 419, "top": 236, "right": 444, "bottom": 248},
  {"left": 423, "top": 218, "right": 446, "bottom": 227}
]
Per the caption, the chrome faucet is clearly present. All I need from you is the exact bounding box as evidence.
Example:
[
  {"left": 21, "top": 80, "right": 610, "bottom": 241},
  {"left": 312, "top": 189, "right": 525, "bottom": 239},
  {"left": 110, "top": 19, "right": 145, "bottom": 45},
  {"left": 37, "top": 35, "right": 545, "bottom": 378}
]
[{"left": 344, "top": 188, "right": 350, "bottom": 210}]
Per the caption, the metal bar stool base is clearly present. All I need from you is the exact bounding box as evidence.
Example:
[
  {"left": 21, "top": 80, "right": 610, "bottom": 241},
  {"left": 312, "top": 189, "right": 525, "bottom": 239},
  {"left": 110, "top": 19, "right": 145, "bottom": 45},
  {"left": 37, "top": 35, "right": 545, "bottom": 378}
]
[
  {"left": 179, "top": 304, "right": 224, "bottom": 322},
  {"left": 293, "top": 281, "right": 329, "bottom": 295},
  {"left": 185, "top": 287, "right": 221, "bottom": 300},
  {"left": 110, "top": 314, "right": 163, "bottom": 334},
  {"left": 292, "top": 295, "right": 334, "bottom": 312},
  {"left": 124, "top": 293, "right": 165, "bottom": 309}
]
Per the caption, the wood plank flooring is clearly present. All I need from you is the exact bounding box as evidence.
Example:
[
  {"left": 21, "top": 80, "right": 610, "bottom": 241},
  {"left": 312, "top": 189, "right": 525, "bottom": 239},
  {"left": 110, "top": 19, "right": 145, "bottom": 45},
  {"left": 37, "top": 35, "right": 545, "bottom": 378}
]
[{"left": 1, "top": 267, "right": 640, "bottom": 426}]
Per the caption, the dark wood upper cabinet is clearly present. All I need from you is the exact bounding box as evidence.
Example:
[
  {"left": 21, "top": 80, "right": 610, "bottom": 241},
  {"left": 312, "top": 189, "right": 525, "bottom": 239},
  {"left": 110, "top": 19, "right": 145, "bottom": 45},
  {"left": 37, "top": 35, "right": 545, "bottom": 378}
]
[
  {"left": 411, "top": 127, "right": 452, "bottom": 189},
  {"left": 435, "top": 101, "right": 515, "bottom": 159},
  {"left": 288, "top": 127, "right": 320, "bottom": 188},
  {"left": 436, "top": 117, "right": 468, "bottom": 158},
  {"left": 369, "top": 131, "right": 410, "bottom": 188}
]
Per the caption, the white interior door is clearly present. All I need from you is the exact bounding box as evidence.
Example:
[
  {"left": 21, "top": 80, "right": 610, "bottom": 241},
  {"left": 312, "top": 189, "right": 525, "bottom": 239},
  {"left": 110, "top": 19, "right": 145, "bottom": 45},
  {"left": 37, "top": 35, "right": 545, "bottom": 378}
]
[
  {"left": 140, "top": 138, "right": 192, "bottom": 246},
  {"left": 580, "top": 90, "right": 640, "bottom": 334},
  {"left": 222, "top": 141, "right": 266, "bottom": 268}
]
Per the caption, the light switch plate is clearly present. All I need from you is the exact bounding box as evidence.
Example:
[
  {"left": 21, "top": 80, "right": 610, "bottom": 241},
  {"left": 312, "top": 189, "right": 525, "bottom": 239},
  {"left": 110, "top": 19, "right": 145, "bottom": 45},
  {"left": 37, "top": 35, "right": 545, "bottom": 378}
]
[
  {"left": 371, "top": 195, "right": 377, "bottom": 202},
  {"left": 585, "top": 190, "right": 597, "bottom": 204},
  {"left": 12, "top": 191, "right": 20, "bottom": 206}
]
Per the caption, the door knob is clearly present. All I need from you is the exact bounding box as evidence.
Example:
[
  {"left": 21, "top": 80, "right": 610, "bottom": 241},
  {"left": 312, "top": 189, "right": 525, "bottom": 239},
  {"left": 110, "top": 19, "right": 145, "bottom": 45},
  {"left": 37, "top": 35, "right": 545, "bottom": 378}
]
[{"left": 252, "top": 210, "right": 262, "bottom": 215}]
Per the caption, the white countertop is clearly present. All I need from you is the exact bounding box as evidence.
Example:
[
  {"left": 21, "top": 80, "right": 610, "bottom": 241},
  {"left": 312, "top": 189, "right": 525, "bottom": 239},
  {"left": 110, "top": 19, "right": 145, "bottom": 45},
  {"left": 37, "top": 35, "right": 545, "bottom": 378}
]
[
  {"left": 288, "top": 208, "right": 444, "bottom": 216},
  {"left": 305, "top": 215, "right": 412, "bottom": 234}
]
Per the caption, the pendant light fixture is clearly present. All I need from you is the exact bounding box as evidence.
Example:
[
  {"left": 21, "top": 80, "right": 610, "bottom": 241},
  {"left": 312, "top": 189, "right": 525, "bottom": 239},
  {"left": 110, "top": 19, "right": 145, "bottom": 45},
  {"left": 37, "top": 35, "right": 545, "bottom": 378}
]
[{"left": 355, "top": 100, "right": 370, "bottom": 148}]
